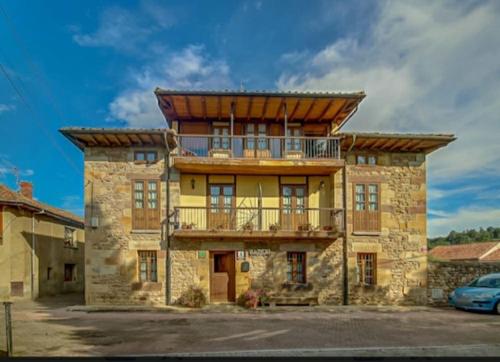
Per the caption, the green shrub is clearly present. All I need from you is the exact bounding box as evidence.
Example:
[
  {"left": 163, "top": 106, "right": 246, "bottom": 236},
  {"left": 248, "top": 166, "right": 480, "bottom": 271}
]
[{"left": 177, "top": 285, "right": 207, "bottom": 308}]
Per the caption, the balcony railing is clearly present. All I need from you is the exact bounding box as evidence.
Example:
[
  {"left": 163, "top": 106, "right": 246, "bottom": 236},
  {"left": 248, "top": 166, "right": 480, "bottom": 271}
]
[
  {"left": 173, "top": 207, "right": 344, "bottom": 233},
  {"left": 175, "top": 135, "right": 341, "bottom": 160}
]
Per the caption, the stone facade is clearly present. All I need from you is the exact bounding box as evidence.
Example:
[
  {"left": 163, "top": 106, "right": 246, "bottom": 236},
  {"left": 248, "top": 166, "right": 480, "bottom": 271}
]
[
  {"left": 343, "top": 152, "right": 428, "bottom": 305},
  {"left": 427, "top": 260, "right": 500, "bottom": 305},
  {"left": 84, "top": 147, "right": 167, "bottom": 305},
  {"left": 82, "top": 145, "right": 430, "bottom": 306}
]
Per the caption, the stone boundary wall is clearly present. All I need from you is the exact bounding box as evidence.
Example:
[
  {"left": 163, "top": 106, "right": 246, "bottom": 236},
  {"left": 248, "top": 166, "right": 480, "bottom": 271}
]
[{"left": 427, "top": 260, "right": 500, "bottom": 305}]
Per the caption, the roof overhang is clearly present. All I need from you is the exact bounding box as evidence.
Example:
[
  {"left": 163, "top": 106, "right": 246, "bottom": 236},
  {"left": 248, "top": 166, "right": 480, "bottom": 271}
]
[
  {"left": 339, "top": 132, "right": 456, "bottom": 154},
  {"left": 60, "top": 128, "right": 177, "bottom": 150},
  {"left": 154, "top": 88, "right": 366, "bottom": 128},
  {"left": 0, "top": 200, "right": 84, "bottom": 228}
]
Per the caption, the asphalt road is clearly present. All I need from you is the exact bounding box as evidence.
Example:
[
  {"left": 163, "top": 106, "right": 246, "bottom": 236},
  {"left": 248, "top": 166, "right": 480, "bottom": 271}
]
[{"left": 1, "top": 294, "right": 499, "bottom": 356}]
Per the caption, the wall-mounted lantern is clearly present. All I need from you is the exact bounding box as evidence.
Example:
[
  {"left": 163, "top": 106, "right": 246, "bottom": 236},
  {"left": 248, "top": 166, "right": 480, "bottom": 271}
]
[{"left": 191, "top": 178, "right": 196, "bottom": 190}]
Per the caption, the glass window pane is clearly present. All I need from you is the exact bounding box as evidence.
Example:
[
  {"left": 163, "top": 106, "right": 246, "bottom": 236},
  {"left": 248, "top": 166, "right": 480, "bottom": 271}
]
[
  {"left": 210, "top": 186, "right": 220, "bottom": 196},
  {"left": 223, "top": 186, "right": 233, "bottom": 196},
  {"left": 146, "top": 152, "right": 156, "bottom": 162},
  {"left": 357, "top": 155, "right": 366, "bottom": 164},
  {"left": 368, "top": 156, "right": 376, "bottom": 165},
  {"left": 135, "top": 182, "right": 144, "bottom": 191}
]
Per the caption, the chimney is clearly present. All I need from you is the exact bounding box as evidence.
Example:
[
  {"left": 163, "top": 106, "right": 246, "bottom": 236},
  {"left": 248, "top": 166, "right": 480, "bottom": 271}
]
[{"left": 19, "top": 181, "right": 33, "bottom": 199}]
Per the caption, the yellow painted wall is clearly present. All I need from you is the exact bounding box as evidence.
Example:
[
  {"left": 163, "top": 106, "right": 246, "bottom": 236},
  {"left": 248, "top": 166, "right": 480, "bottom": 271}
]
[
  {"left": 180, "top": 174, "right": 207, "bottom": 229},
  {"left": 0, "top": 206, "right": 84, "bottom": 301}
]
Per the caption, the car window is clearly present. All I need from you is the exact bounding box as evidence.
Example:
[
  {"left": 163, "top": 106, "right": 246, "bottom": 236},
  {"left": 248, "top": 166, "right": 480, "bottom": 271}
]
[{"left": 472, "top": 276, "right": 500, "bottom": 288}]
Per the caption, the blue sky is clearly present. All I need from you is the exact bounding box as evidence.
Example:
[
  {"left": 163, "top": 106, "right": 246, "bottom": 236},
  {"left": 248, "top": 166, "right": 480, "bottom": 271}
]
[{"left": 1, "top": 0, "right": 500, "bottom": 237}]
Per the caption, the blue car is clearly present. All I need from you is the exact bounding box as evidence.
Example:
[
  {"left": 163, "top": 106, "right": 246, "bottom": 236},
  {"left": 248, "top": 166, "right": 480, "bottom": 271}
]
[{"left": 448, "top": 273, "right": 500, "bottom": 314}]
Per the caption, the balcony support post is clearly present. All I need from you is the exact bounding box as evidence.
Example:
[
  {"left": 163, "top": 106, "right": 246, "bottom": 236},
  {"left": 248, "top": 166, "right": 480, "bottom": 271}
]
[
  {"left": 342, "top": 165, "right": 349, "bottom": 305},
  {"left": 283, "top": 102, "right": 288, "bottom": 156},
  {"left": 230, "top": 102, "right": 235, "bottom": 154}
]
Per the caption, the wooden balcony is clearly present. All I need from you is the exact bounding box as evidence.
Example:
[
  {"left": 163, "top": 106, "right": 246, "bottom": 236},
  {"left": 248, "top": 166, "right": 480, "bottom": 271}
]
[
  {"left": 172, "top": 135, "right": 344, "bottom": 175},
  {"left": 172, "top": 206, "right": 344, "bottom": 240}
]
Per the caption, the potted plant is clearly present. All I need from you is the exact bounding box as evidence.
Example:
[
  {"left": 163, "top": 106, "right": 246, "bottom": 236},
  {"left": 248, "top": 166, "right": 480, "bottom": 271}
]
[
  {"left": 242, "top": 221, "right": 254, "bottom": 231},
  {"left": 298, "top": 223, "right": 313, "bottom": 232},
  {"left": 269, "top": 223, "right": 281, "bottom": 233}
]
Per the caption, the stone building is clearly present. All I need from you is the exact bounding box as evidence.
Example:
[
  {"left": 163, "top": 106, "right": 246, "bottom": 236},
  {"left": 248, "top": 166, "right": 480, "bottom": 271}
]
[
  {"left": 61, "top": 89, "right": 455, "bottom": 306},
  {"left": 0, "top": 182, "right": 84, "bottom": 300}
]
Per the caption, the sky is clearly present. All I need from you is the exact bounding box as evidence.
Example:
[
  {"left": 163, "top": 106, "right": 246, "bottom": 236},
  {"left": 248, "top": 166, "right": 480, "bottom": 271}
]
[{"left": 1, "top": 0, "right": 500, "bottom": 237}]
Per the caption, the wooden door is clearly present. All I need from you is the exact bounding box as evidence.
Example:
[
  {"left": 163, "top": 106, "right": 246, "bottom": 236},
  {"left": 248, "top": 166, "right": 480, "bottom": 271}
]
[
  {"left": 281, "top": 185, "right": 307, "bottom": 231},
  {"left": 208, "top": 184, "right": 235, "bottom": 230},
  {"left": 210, "top": 251, "right": 236, "bottom": 302}
]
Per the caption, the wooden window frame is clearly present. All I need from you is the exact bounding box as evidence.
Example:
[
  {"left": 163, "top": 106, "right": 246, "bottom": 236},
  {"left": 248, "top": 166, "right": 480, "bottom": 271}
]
[
  {"left": 132, "top": 179, "right": 161, "bottom": 230},
  {"left": 286, "top": 251, "right": 307, "bottom": 284},
  {"left": 353, "top": 183, "right": 381, "bottom": 232},
  {"left": 134, "top": 151, "right": 158, "bottom": 164},
  {"left": 211, "top": 125, "right": 231, "bottom": 150},
  {"left": 356, "top": 154, "right": 377, "bottom": 166},
  {"left": 357, "top": 253, "right": 377, "bottom": 286},
  {"left": 280, "top": 184, "right": 308, "bottom": 212},
  {"left": 244, "top": 123, "right": 269, "bottom": 150},
  {"left": 138, "top": 250, "right": 158, "bottom": 283}
]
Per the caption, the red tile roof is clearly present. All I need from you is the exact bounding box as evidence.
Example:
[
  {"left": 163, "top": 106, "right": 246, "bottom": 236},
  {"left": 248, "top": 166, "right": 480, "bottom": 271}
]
[
  {"left": 482, "top": 248, "right": 500, "bottom": 262},
  {"left": 429, "top": 241, "right": 499, "bottom": 261},
  {"left": 0, "top": 184, "right": 83, "bottom": 228}
]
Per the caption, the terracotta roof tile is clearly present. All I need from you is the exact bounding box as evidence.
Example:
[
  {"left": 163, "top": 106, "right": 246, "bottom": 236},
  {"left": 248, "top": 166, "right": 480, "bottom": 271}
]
[
  {"left": 0, "top": 184, "right": 83, "bottom": 227},
  {"left": 429, "top": 242, "right": 499, "bottom": 261},
  {"left": 482, "top": 248, "right": 500, "bottom": 262}
]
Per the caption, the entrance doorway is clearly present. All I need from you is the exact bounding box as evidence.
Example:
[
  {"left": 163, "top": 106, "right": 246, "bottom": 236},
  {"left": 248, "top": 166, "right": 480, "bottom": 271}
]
[{"left": 209, "top": 251, "right": 235, "bottom": 303}]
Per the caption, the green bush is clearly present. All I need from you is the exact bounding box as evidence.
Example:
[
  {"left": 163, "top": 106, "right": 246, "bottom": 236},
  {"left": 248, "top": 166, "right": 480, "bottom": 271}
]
[{"left": 177, "top": 285, "right": 207, "bottom": 308}]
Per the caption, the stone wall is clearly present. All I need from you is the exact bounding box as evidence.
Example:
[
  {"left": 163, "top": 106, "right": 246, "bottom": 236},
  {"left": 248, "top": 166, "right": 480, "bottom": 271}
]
[
  {"left": 428, "top": 260, "right": 500, "bottom": 305},
  {"left": 345, "top": 152, "right": 428, "bottom": 305},
  {"left": 169, "top": 238, "right": 344, "bottom": 304},
  {"left": 84, "top": 147, "right": 167, "bottom": 305}
]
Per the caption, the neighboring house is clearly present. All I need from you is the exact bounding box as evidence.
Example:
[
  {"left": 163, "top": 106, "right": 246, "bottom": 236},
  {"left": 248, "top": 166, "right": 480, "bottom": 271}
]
[
  {"left": 0, "top": 182, "right": 84, "bottom": 300},
  {"left": 429, "top": 242, "right": 500, "bottom": 262},
  {"left": 61, "top": 89, "right": 455, "bottom": 306}
]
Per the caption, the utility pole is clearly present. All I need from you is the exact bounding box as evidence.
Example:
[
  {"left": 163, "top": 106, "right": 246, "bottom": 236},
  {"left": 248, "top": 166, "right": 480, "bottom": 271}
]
[{"left": 3, "top": 301, "right": 13, "bottom": 356}]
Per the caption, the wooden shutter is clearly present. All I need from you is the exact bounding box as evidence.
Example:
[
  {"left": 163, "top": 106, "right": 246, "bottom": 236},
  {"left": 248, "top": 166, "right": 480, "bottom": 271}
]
[
  {"left": 353, "top": 183, "right": 381, "bottom": 232},
  {"left": 146, "top": 180, "right": 160, "bottom": 230},
  {"left": 132, "top": 181, "right": 146, "bottom": 229}
]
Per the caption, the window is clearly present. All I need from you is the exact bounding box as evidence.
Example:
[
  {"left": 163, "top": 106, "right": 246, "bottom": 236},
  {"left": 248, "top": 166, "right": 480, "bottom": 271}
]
[
  {"left": 212, "top": 125, "right": 230, "bottom": 150},
  {"left": 353, "top": 183, "right": 381, "bottom": 232},
  {"left": 356, "top": 154, "right": 377, "bottom": 165},
  {"left": 134, "top": 151, "right": 157, "bottom": 163},
  {"left": 138, "top": 251, "right": 158, "bottom": 282},
  {"left": 357, "top": 253, "right": 376, "bottom": 286},
  {"left": 287, "top": 252, "right": 306, "bottom": 283},
  {"left": 245, "top": 124, "right": 268, "bottom": 150},
  {"left": 286, "top": 127, "right": 303, "bottom": 151},
  {"left": 132, "top": 180, "right": 160, "bottom": 230},
  {"left": 64, "top": 227, "right": 77, "bottom": 248},
  {"left": 64, "top": 264, "right": 76, "bottom": 282},
  {"left": 282, "top": 185, "right": 306, "bottom": 214}
]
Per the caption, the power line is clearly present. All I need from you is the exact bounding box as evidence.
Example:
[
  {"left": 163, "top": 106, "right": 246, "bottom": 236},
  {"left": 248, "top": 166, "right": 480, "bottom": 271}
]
[
  {"left": 0, "top": 62, "right": 82, "bottom": 175},
  {"left": 0, "top": 4, "right": 67, "bottom": 121}
]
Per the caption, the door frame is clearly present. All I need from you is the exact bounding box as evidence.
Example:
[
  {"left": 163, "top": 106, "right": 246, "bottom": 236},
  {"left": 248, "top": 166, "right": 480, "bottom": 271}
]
[{"left": 209, "top": 251, "right": 236, "bottom": 303}]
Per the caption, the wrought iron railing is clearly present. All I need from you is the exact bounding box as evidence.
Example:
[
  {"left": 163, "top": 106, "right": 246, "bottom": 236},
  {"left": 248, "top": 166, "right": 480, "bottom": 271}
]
[
  {"left": 175, "top": 135, "right": 341, "bottom": 160},
  {"left": 173, "top": 206, "right": 344, "bottom": 233}
]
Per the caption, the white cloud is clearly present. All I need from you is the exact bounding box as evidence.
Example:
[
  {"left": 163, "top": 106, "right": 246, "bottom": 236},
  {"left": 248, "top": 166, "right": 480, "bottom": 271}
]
[
  {"left": 277, "top": 0, "right": 500, "bottom": 181},
  {"left": 108, "top": 45, "right": 233, "bottom": 127},
  {"left": 72, "top": 2, "right": 174, "bottom": 52},
  {"left": 0, "top": 104, "right": 15, "bottom": 114},
  {"left": 429, "top": 207, "right": 500, "bottom": 238}
]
